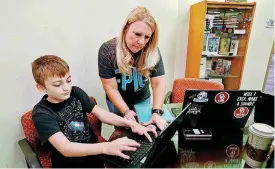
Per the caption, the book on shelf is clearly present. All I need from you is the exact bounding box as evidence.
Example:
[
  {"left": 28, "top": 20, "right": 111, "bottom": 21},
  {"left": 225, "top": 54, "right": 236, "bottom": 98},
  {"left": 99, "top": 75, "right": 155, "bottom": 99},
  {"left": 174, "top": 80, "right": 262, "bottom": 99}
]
[
  {"left": 200, "top": 57, "right": 207, "bottom": 77},
  {"left": 223, "top": 60, "right": 232, "bottom": 75},
  {"left": 209, "top": 59, "right": 232, "bottom": 76},
  {"left": 202, "top": 33, "right": 208, "bottom": 55},
  {"left": 206, "top": 34, "right": 220, "bottom": 55},
  {"left": 234, "top": 29, "right": 246, "bottom": 34},
  {"left": 229, "top": 39, "right": 239, "bottom": 56},
  {"left": 208, "top": 78, "right": 223, "bottom": 84},
  {"left": 219, "top": 37, "right": 231, "bottom": 55},
  {"left": 213, "top": 59, "right": 224, "bottom": 75}
]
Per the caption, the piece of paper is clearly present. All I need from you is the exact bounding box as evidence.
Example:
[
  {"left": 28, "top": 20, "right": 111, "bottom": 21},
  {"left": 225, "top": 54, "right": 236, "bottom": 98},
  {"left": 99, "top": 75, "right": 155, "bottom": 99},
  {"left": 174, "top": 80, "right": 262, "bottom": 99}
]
[{"left": 134, "top": 103, "right": 175, "bottom": 123}]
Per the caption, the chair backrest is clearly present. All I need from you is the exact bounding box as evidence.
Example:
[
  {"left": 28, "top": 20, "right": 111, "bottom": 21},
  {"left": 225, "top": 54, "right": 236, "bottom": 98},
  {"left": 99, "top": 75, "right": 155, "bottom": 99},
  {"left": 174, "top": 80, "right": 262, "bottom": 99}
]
[
  {"left": 171, "top": 78, "right": 224, "bottom": 103},
  {"left": 21, "top": 111, "right": 40, "bottom": 149},
  {"left": 20, "top": 96, "right": 102, "bottom": 168}
]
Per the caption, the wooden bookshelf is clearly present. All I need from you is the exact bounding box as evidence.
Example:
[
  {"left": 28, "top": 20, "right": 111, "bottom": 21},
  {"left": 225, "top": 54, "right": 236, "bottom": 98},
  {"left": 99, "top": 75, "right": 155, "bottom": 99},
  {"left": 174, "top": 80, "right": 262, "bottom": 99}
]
[{"left": 185, "top": 1, "right": 256, "bottom": 90}]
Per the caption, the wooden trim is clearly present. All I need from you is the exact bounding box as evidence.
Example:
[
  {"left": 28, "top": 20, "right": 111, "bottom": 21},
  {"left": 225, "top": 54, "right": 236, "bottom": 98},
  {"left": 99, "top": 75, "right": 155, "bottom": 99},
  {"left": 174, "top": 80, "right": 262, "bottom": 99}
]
[
  {"left": 207, "top": 1, "right": 255, "bottom": 9},
  {"left": 207, "top": 5, "right": 253, "bottom": 9},
  {"left": 207, "top": 1, "right": 255, "bottom": 6},
  {"left": 185, "top": 1, "right": 207, "bottom": 78}
]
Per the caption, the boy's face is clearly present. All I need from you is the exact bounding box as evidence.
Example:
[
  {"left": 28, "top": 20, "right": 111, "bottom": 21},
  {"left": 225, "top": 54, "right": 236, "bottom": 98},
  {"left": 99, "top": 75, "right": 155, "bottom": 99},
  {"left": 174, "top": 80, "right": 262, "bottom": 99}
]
[{"left": 38, "top": 73, "right": 72, "bottom": 103}]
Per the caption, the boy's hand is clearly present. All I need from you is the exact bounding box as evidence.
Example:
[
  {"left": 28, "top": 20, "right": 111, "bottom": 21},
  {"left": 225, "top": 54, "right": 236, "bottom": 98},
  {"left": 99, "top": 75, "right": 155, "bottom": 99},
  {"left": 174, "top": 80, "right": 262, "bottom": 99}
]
[
  {"left": 124, "top": 110, "right": 137, "bottom": 122},
  {"left": 103, "top": 137, "right": 140, "bottom": 159},
  {"left": 128, "top": 121, "right": 158, "bottom": 142}
]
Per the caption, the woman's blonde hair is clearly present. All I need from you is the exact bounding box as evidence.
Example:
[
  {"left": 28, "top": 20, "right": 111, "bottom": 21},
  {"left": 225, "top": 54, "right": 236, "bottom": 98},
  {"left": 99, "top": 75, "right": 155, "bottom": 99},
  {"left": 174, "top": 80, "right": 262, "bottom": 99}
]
[{"left": 116, "top": 6, "right": 160, "bottom": 78}]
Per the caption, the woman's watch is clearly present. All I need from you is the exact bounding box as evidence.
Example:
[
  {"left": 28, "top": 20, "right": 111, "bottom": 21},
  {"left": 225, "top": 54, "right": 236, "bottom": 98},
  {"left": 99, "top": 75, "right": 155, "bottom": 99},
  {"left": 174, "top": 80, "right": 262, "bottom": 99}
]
[{"left": 152, "top": 109, "right": 164, "bottom": 116}]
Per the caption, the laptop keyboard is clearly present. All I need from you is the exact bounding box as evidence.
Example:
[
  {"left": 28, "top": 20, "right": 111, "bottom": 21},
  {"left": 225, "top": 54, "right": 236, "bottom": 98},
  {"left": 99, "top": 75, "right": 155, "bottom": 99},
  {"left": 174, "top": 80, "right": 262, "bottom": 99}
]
[
  {"left": 117, "top": 139, "right": 154, "bottom": 166},
  {"left": 112, "top": 132, "right": 157, "bottom": 166}
]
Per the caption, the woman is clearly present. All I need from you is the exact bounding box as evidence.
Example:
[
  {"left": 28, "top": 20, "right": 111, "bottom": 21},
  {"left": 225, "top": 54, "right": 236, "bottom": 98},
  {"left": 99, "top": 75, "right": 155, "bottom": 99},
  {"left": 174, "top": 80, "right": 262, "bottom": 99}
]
[{"left": 98, "top": 6, "right": 167, "bottom": 130}]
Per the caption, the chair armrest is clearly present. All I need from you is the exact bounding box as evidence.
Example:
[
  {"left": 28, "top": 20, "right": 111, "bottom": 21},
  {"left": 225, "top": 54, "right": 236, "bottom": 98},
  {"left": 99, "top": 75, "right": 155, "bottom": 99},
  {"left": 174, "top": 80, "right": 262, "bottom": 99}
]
[
  {"left": 164, "top": 91, "right": 172, "bottom": 104},
  {"left": 18, "top": 138, "right": 42, "bottom": 168}
]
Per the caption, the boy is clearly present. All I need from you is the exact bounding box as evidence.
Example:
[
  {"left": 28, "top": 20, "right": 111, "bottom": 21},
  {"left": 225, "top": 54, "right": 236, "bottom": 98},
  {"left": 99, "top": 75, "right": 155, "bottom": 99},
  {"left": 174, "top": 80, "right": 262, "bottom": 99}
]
[{"left": 31, "top": 55, "right": 156, "bottom": 168}]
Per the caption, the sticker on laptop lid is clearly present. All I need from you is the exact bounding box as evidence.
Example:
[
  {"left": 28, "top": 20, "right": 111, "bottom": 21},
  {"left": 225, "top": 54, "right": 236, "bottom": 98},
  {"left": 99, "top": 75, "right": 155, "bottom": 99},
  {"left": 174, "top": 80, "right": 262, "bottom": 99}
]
[
  {"left": 226, "top": 144, "right": 240, "bottom": 158},
  {"left": 186, "top": 103, "right": 203, "bottom": 115},
  {"left": 185, "top": 162, "right": 199, "bottom": 168},
  {"left": 193, "top": 91, "right": 208, "bottom": 102},
  {"left": 233, "top": 107, "right": 249, "bottom": 118},
  {"left": 204, "top": 161, "right": 216, "bottom": 168},
  {"left": 215, "top": 92, "right": 230, "bottom": 104}
]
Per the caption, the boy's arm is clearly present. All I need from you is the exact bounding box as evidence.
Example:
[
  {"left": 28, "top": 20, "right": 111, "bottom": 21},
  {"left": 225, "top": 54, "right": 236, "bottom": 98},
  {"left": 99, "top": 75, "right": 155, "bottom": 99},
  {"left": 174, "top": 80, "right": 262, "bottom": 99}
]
[{"left": 48, "top": 131, "right": 140, "bottom": 159}]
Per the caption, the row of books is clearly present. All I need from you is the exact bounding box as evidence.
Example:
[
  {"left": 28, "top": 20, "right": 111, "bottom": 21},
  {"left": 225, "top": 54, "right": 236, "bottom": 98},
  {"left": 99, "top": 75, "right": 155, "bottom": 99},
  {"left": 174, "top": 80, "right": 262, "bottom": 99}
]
[
  {"left": 202, "top": 34, "right": 239, "bottom": 56},
  {"left": 210, "top": 59, "right": 232, "bottom": 76},
  {"left": 200, "top": 58, "right": 232, "bottom": 77},
  {"left": 204, "top": 12, "right": 242, "bottom": 34}
]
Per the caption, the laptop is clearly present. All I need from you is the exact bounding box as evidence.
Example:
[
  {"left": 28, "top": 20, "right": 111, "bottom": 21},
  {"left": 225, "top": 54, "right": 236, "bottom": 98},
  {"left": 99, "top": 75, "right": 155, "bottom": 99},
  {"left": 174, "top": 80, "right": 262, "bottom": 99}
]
[
  {"left": 182, "top": 90, "right": 260, "bottom": 129},
  {"left": 180, "top": 90, "right": 260, "bottom": 147},
  {"left": 254, "top": 92, "right": 274, "bottom": 127},
  {"left": 99, "top": 102, "right": 191, "bottom": 168}
]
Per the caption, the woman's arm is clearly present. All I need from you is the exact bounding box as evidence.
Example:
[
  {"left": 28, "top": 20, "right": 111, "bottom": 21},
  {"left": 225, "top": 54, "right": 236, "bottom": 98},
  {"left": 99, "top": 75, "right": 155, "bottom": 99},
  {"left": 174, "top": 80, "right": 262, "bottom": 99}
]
[
  {"left": 146, "top": 75, "right": 167, "bottom": 130},
  {"left": 151, "top": 75, "right": 166, "bottom": 109},
  {"left": 92, "top": 105, "right": 155, "bottom": 142},
  {"left": 92, "top": 105, "right": 131, "bottom": 127},
  {"left": 100, "top": 77, "right": 129, "bottom": 115}
]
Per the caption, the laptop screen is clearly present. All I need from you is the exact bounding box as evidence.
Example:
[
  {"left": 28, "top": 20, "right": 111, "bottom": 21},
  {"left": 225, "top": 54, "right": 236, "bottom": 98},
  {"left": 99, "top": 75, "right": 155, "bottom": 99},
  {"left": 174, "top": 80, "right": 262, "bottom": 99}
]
[
  {"left": 181, "top": 90, "right": 260, "bottom": 129},
  {"left": 158, "top": 102, "right": 191, "bottom": 138}
]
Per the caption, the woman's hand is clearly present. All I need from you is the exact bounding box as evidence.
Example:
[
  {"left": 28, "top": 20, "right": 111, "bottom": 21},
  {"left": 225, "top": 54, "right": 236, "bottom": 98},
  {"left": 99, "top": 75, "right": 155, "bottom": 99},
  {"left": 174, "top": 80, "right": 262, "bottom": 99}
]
[
  {"left": 143, "top": 113, "right": 168, "bottom": 131},
  {"left": 124, "top": 110, "right": 137, "bottom": 122}
]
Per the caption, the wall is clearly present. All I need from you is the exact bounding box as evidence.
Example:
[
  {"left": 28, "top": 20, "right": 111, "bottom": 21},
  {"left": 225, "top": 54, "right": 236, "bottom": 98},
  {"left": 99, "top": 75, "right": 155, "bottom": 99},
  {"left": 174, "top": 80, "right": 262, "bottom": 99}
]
[
  {"left": 264, "top": 54, "right": 274, "bottom": 95},
  {"left": 0, "top": 0, "right": 178, "bottom": 167},
  {"left": 240, "top": 0, "right": 274, "bottom": 90},
  {"left": 174, "top": 0, "right": 202, "bottom": 79},
  {"left": 139, "top": 0, "right": 178, "bottom": 90}
]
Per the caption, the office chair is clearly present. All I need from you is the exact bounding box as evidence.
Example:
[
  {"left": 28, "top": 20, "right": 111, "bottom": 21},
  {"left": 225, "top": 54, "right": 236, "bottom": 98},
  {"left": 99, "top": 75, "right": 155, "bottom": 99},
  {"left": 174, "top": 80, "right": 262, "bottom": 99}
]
[
  {"left": 18, "top": 96, "right": 106, "bottom": 168},
  {"left": 164, "top": 78, "right": 224, "bottom": 104}
]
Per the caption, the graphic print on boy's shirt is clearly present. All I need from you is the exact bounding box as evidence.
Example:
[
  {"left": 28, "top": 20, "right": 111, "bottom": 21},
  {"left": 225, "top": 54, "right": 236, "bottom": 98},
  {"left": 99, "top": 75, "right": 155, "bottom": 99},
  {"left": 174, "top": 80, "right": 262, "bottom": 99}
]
[{"left": 54, "top": 98, "right": 92, "bottom": 143}]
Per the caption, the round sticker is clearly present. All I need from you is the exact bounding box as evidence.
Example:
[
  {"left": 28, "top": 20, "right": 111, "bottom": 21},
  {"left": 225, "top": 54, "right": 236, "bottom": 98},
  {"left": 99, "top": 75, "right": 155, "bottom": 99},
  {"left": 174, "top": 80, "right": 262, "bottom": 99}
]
[
  {"left": 227, "top": 28, "right": 233, "bottom": 34},
  {"left": 226, "top": 144, "right": 240, "bottom": 158},
  {"left": 234, "top": 107, "right": 249, "bottom": 118},
  {"left": 204, "top": 161, "right": 216, "bottom": 168},
  {"left": 185, "top": 162, "right": 199, "bottom": 168},
  {"left": 215, "top": 92, "right": 230, "bottom": 104}
]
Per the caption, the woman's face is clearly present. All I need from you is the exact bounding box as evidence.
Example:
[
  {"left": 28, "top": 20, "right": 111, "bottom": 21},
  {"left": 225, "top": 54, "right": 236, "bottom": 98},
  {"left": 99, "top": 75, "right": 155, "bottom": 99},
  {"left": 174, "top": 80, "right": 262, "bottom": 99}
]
[{"left": 125, "top": 21, "right": 153, "bottom": 53}]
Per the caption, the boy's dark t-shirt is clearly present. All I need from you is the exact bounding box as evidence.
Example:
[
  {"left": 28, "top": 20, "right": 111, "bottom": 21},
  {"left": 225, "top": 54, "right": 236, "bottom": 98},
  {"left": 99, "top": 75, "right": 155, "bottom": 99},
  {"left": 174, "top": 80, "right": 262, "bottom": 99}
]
[
  {"left": 98, "top": 38, "right": 165, "bottom": 108},
  {"left": 32, "top": 86, "right": 103, "bottom": 168}
]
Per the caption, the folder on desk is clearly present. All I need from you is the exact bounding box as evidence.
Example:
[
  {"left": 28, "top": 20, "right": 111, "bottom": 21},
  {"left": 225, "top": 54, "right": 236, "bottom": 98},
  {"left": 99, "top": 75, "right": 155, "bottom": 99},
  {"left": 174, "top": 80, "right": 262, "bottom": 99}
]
[{"left": 133, "top": 103, "right": 175, "bottom": 123}]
